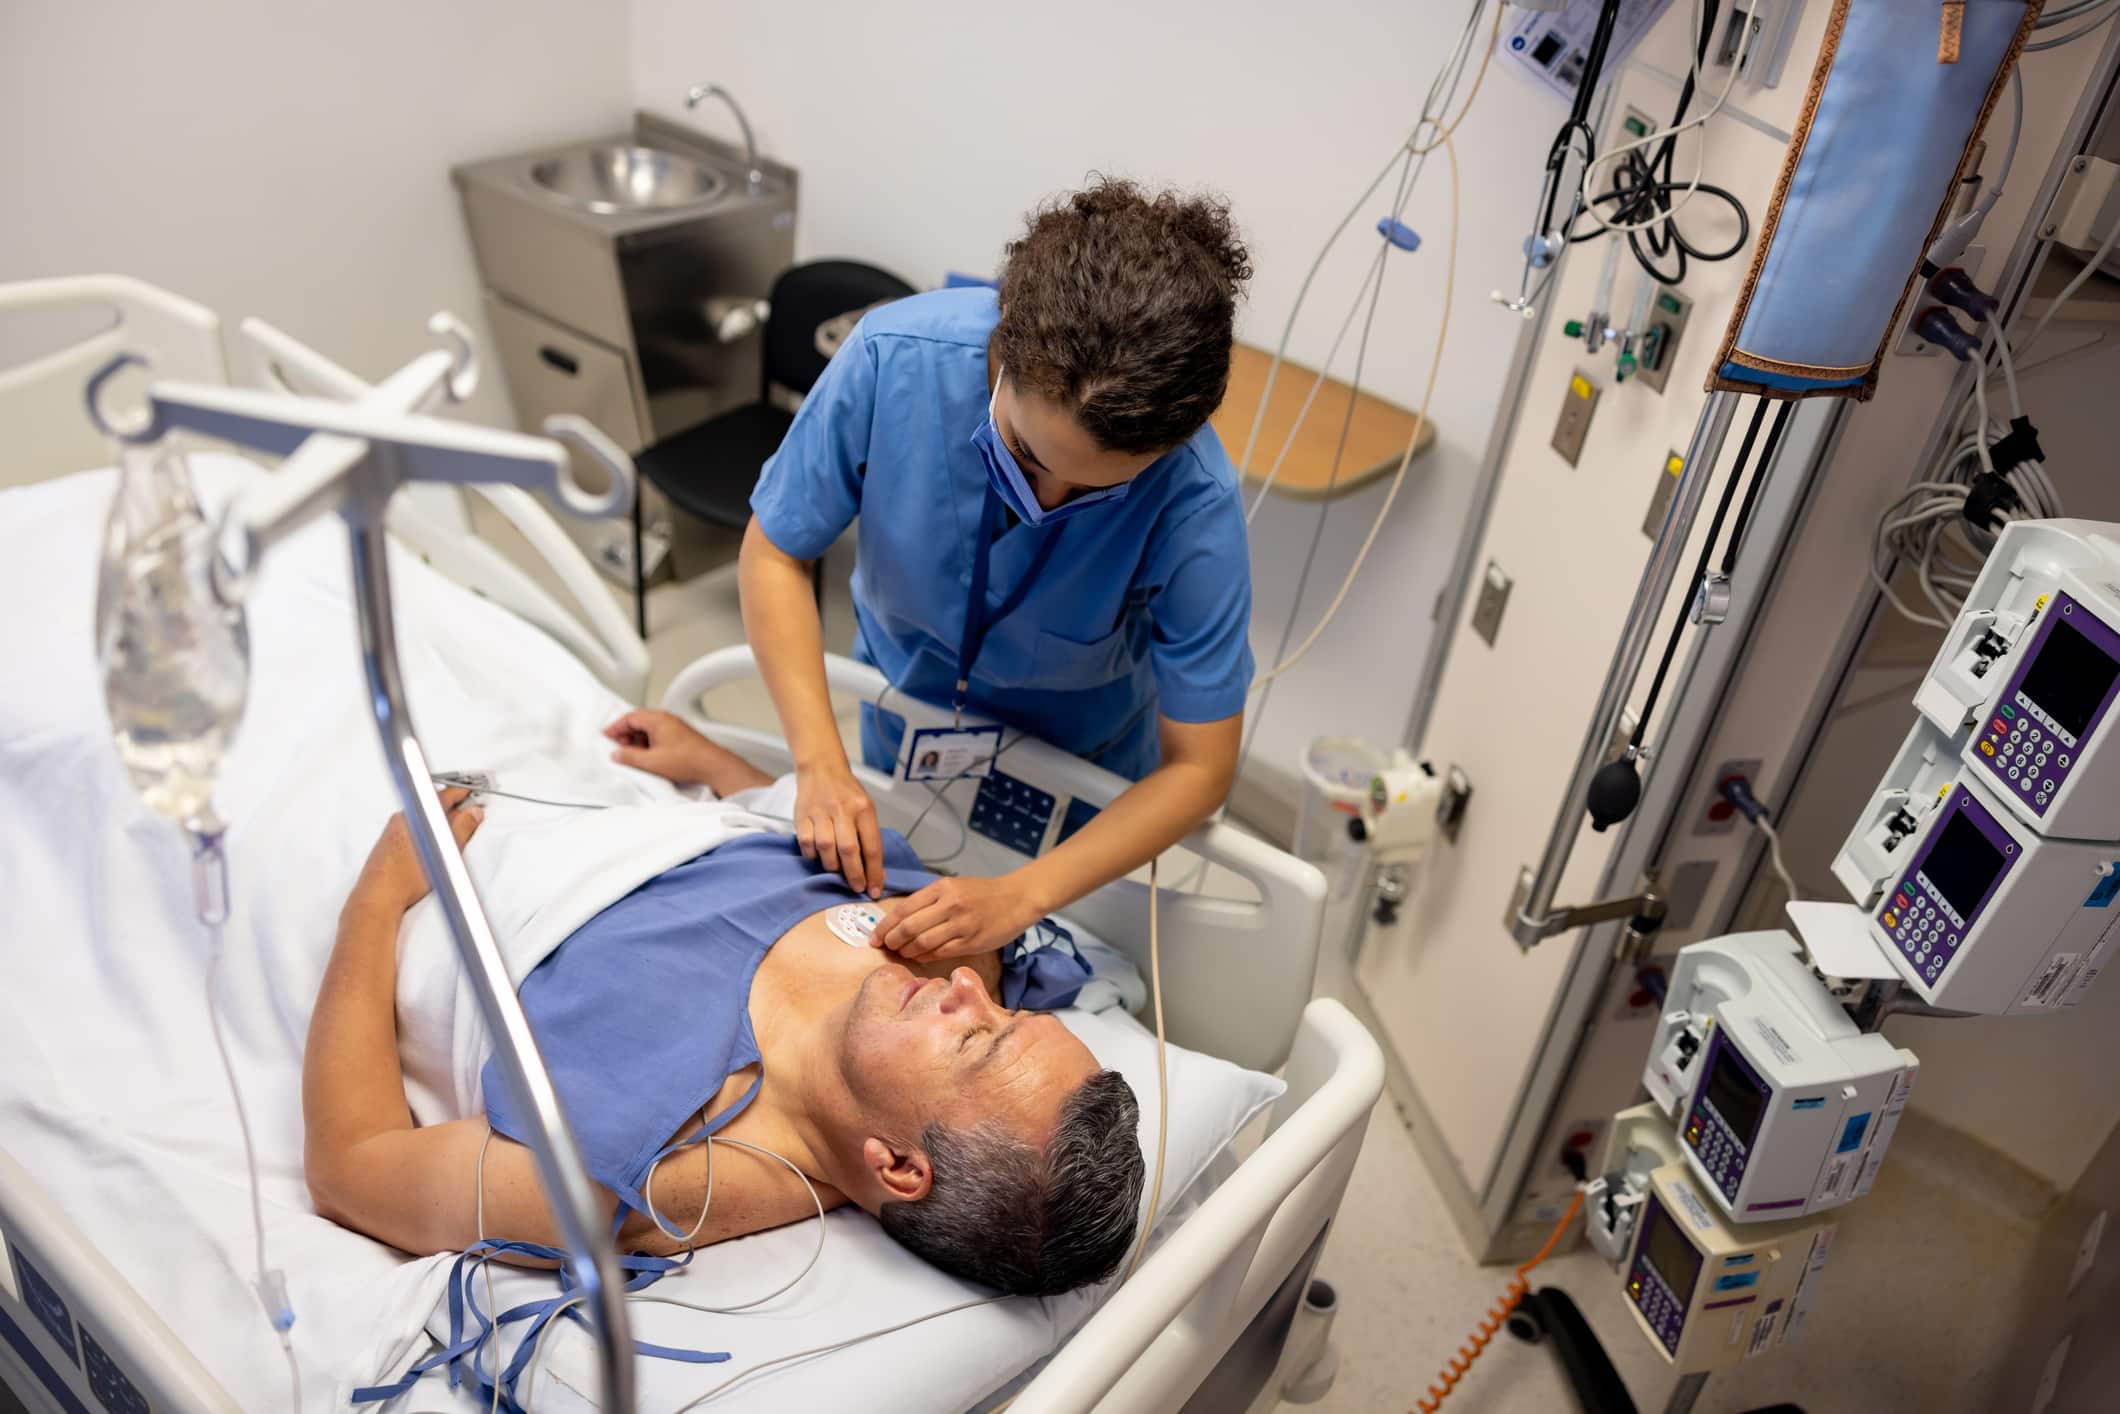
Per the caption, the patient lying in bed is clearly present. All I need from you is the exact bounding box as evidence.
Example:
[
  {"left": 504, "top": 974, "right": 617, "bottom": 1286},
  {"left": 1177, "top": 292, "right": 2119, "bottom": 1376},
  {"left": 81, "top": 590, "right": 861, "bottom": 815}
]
[{"left": 303, "top": 758, "right": 1144, "bottom": 1300}]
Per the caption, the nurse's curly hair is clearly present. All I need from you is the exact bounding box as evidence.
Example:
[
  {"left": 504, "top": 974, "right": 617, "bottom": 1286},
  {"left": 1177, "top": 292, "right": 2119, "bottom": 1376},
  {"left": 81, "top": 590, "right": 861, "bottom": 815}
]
[{"left": 995, "top": 176, "right": 1252, "bottom": 455}]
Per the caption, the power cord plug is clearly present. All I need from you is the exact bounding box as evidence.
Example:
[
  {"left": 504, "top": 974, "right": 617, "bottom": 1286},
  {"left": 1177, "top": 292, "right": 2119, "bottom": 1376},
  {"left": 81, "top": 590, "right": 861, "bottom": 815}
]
[
  {"left": 1717, "top": 773, "right": 1768, "bottom": 825},
  {"left": 1926, "top": 267, "right": 2000, "bottom": 323},
  {"left": 1719, "top": 774, "right": 1801, "bottom": 902}
]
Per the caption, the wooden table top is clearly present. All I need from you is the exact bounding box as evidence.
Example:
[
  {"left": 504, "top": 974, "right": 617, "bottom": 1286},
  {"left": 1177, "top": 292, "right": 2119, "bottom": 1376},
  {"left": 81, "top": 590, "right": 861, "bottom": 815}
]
[{"left": 1210, "top": 342, "right": 1435, "bottom": 500}]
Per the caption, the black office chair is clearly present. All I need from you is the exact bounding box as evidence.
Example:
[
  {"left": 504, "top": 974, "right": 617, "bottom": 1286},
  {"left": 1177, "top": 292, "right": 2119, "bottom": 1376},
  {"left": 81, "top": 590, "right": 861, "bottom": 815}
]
[{"left": 630, "top": 259, "right": 917, "bottom": 636}]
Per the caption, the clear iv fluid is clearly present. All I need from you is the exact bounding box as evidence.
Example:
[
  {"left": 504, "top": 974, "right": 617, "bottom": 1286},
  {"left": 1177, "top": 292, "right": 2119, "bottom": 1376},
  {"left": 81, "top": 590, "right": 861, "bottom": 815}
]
[{"left": 96, "top": 444, "right": 250, "bottom": 828}]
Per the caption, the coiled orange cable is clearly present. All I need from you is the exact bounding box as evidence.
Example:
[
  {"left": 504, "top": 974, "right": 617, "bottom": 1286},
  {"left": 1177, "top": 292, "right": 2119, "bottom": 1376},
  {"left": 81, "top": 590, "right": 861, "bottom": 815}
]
[{"left": 1412, "top": 1189, "right": 1585, "bottom": 1413}]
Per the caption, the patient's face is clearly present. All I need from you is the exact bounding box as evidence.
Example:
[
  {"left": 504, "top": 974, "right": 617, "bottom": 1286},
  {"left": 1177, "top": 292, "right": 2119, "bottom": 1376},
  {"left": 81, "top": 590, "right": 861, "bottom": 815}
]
[{"left": 839, "top": 962, "right": 1100, "bottom": 1145}]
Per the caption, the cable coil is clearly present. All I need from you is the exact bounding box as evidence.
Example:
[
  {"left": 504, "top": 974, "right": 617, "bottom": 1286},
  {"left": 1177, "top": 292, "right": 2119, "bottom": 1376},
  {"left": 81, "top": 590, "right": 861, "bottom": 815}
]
[{"left": 1412, "top": 1189, "right": 1583, "bottom": 1413}]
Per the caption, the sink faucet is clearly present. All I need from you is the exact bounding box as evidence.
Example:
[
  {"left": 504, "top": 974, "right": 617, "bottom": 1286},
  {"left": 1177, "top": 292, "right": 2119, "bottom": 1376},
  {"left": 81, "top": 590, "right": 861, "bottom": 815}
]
[{"left": 684, "top": 82, "right": 764, "bottom": 195}]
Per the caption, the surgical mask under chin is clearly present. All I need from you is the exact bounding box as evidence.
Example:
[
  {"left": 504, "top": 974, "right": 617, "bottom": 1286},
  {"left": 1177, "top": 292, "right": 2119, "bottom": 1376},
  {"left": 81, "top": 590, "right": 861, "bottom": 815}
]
[{"left": 971, "top": 372, "right": 1131, "bottom": 527}]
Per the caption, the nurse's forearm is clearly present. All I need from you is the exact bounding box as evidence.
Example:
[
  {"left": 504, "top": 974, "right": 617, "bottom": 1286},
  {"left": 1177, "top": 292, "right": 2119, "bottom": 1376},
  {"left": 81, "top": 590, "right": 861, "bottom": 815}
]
[
  {"left": 738, "top": 517, "right": 849, "bottom": 770},
  {"left": 1012, "top": 715, "right": 1240, "bottom": 917}
]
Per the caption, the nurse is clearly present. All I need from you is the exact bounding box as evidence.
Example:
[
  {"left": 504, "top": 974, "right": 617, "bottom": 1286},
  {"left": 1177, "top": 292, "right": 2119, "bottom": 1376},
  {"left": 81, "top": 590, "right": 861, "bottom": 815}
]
[{"left": 740, "top": 178, "right": 1256, "bottom": 959}]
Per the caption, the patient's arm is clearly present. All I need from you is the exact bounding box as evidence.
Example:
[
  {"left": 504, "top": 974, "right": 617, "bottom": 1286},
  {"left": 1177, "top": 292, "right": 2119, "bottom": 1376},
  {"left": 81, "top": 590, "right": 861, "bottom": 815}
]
[
  {"left": 302, "top": 791, "right": 501, "bottom": 1249},
  {"left": 304, "top": 794, "right": 836, "bottom": 1259}
]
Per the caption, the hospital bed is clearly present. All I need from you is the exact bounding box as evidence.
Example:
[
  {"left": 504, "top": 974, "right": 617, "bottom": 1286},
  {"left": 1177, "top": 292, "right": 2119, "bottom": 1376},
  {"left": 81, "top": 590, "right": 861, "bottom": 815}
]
[{"left": 0, "top": 278, "right": 1386, "bottom": 1413}]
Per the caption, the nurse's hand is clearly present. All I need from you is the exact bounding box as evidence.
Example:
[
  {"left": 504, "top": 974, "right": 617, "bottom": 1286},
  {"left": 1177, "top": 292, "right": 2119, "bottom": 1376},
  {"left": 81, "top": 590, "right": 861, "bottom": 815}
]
[
  {"left": 872, "top": 874, "right": 1037, "bottom": 961},
  {"left": 795, "top": 761, "right": 887, "bottom": 898}
]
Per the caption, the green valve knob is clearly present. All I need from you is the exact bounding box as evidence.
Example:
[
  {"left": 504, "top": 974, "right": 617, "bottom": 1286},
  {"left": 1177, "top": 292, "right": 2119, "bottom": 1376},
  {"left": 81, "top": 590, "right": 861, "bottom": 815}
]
[
  {"left": 1563, "top": 320, "right": 1584, "bottom": 337},
  {"left": 1617, "top": 352, "right": 1637, "bottom": 380}
]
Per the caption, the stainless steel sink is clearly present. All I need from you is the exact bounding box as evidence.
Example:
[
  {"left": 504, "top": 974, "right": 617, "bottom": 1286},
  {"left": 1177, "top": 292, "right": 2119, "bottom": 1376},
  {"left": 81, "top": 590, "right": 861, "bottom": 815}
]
[
  {"left": 453, "top": 110, "right": 798, "bottom": 488},
  {"left": 529, "top": 143, "right": 725, "bottom": 214}
]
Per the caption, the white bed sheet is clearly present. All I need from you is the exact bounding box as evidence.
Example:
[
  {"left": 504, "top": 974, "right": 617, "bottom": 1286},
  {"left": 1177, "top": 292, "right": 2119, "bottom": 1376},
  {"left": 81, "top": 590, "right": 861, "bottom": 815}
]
[{"left": 0, "top": 461, "right": 1256, "bottom": 1413}]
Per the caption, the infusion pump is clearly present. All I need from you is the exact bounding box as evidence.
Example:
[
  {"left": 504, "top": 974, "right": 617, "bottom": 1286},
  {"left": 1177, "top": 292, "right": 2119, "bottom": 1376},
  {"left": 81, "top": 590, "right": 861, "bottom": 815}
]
[
  {"left": 1836, "top": 755, "right": 2120, "bottom": 1013},
  {"left": 1644, "top": 933, "right": 1917, "bottom": 1222},
  {"left": 1910, "top": 521, "right": 2120, "bottom": 843},
  {"left": 1588, "top": 1106, "right": 1836, "bottom": 1373},
  {"left": 1830, "top": 520, "right": 2120, "bottom": 1013}
]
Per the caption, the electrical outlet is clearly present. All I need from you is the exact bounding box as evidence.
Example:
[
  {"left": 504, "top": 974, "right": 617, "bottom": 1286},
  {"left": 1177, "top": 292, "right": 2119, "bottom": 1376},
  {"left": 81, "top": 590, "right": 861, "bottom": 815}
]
[
  {"left": 1471, "top": 561, "right": 1513, "bottom": 647},
  {"left": 1706, "top": 0, "right": 1806, "bottom": 89},
  {"left": 1658, "top": 858, "right": 1718, "bottom": 932},
  {"left": 1695, "top": 757, "right": 1764, "bottom": 836},
  {"left": 1551, "top": 371, "right": 1599, "bottom": 466},
  {"left": 1643, "top": 449, "right": 1684, "bottom": 538},
  {"left": 1556, "top": 1118, "right": 1605, "bottom": 1177},
  {"left": 2069, "top": 1209, "right": 2106, "bottom": 1295}
]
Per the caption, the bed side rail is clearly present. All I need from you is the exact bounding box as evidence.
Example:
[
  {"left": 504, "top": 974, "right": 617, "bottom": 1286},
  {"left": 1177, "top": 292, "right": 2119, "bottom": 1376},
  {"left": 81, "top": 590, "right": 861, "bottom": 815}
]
[
  {"left": 660, "top": 645, "right": 1330, "bottom": 1075},
  {"left": 1014, "top": 999, "right": 1384, "bottom": 1414},
  {"left": 230, "top": 314, "right": 651, "bottom": 702},
  {"left": 0, "top": 1143, "right": 239, "bottom": 1413},
  {"left": 0, "top": 275, "right": 225, "bottom": 485}
]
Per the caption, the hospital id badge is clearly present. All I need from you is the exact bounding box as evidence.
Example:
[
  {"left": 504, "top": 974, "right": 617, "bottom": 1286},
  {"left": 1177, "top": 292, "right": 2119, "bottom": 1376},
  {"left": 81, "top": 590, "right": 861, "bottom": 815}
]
[{"left": 905, "top": 724, "right": 1004, "bottom": 782}]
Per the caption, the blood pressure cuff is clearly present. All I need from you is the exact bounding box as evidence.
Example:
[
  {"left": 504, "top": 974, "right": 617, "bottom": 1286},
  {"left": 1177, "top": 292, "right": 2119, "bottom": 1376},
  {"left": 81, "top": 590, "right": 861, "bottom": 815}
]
[{"left": 1709, "top": 0, "right": 2040, "bottom": 400}]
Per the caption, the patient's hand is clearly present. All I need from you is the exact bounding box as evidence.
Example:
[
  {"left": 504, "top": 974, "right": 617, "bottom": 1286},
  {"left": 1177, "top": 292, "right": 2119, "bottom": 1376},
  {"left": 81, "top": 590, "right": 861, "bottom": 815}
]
[
  {"left": 606, "top": 710, "right": 777, "bottom": 795},
  {"left": 349, "top": 787, "right": 485, "bottom": 916},
  {"left": 604, "top": 709, "right": 723, "bottom": 785}
]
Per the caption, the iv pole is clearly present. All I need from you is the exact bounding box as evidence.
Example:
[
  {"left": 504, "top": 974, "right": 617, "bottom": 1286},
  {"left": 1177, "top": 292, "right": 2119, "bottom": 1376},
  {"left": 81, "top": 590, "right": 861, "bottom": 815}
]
[{"left": 87, "top": 324, "right": 641, "bottom": 1413}]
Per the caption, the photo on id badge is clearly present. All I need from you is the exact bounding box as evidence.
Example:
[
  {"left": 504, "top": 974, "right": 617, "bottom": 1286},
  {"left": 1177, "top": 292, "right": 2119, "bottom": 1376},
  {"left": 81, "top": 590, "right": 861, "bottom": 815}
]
[{"left": 905, "top": 724, "right": 1004, "bottom": 782}]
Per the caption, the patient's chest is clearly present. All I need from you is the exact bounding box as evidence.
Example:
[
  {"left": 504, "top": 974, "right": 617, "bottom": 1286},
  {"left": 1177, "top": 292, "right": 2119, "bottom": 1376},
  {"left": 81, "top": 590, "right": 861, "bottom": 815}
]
[{"left": 756, "top": 908, "right": 1004, "bottom": 1007}]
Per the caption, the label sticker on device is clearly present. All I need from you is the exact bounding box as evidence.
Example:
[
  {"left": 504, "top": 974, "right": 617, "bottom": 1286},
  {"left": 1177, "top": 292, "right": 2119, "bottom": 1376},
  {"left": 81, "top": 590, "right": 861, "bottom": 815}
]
[
  {"left": 1746, "top": 1301, "right": 1782, "bottom": 1359},
  {"left": 2061, "top": 928, "right": 2118, "bottom": 1008},
  {"left": 1854, "top": 1068, "right": 1917, "bottom": 1198},
  {"left": 904, "top": 725, "right": 1004, "bottom": 782},
  {"left": 1749, "top": 1018, "right": 1799, "bottom": 1066},
  {"left": 2020, "top": 953, "right": 2083, "bottom": 1010},
  {"left": 1671, "top": 1180, "right": 1717, "bottom": 1233}
]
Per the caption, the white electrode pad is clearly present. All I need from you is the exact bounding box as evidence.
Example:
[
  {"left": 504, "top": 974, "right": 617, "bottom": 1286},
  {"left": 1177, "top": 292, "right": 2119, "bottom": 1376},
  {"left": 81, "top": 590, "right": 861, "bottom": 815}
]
[{"left": 827, "top": 902, "right": 883, "bottom": 947}]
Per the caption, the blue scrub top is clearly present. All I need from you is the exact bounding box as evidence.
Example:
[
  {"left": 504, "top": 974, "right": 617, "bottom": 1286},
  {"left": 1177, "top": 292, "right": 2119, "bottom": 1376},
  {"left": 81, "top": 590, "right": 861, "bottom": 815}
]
[{"left": 749, "top": 287, "right": 1253, "bottom": 780}]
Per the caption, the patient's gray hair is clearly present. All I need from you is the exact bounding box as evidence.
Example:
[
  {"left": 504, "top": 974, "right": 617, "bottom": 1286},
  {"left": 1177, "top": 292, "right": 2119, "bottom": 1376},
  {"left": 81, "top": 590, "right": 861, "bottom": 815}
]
[{"left": 878, "top": 1070, "right": 1144, "bottom": 1296}]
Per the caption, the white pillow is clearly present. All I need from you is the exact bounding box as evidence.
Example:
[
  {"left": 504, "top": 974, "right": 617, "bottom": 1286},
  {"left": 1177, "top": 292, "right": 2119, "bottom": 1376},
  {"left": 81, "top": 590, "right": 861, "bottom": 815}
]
[{"left": 1057, "top": 1004, "right": 1285, "bottom": 1233}]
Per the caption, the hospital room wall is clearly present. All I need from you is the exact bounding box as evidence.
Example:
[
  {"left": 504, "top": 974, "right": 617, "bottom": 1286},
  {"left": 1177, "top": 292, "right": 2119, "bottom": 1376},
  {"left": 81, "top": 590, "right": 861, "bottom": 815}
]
[
  {"left": 626, "top": 0, "right": 1560, "bottom": 821},
  {"left": 0, "top": 0, "right": 634, "bottom": 439}
]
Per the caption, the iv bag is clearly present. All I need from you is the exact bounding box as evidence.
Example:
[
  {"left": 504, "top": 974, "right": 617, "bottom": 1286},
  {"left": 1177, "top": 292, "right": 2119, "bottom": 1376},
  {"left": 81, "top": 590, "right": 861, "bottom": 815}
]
[{"left": 96, "top": 442, "right": 250, "bottom": 829}]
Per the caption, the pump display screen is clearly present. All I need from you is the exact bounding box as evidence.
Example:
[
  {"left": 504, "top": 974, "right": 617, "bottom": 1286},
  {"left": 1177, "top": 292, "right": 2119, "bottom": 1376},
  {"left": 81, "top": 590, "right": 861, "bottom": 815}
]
[
  {"left": 1703, "top": 1039, "right": 1767, "bottom": 1147},
  {"left": 1640, "top": 1201, "right": 1704, "bottom": 1304},
  {"left": 1920, "top": 809, "right": 2008, "bottom": 920},
  {"left": 2021, "top": 618, "right": 2119, "bottom": 741}
]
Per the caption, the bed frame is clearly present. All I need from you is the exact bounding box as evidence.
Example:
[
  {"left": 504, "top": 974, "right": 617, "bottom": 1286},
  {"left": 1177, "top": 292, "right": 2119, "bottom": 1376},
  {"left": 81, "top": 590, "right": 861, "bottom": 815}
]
[
  {"left": 667, "top": 648, "right": 1388, "bottom": 1410},
  {"left": 0, "top": 280, "right": 1385, "bottom": 1414}
]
